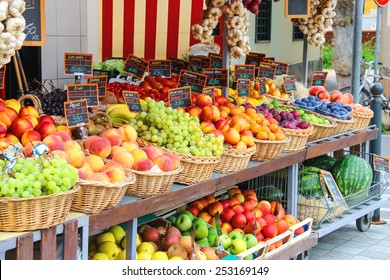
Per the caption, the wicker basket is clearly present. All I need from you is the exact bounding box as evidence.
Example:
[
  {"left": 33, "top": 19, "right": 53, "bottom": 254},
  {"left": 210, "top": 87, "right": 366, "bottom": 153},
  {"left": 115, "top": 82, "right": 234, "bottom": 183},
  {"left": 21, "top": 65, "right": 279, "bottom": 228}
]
[
  {"left": 281, "top": 124, "right": 314, "bottom": 152},
  {"left": 251, "top": 137, "right": 291, "bottom": 161},
  {"left": 137, "top": 138, "right": 221, "bottom": 185},
  {"left": 214, "top": 145, "right": 257, "bottom": 173},
  {"left": 331, "top": 116, "right": 356, "bottom": 135},
  {"left": 350, "top": 109, "right": 373, "bottom": 130},
  {"left": 126, "top": 165, "right": 184, "bottom": 198},
  {"left": 264, "top": 94, "right": 290, "bottom": 105},
  {"left": 17, "top": 94, "right": 66, "bottom": 126},
  {"left": 71, "top": 171, "right": 135, "bottom": 214},
  {"left": 0, "top": 185, "right": 79, "bottom": 232},
  {"left": 307, "top": 112, "right": 338, "bottom": 141}
]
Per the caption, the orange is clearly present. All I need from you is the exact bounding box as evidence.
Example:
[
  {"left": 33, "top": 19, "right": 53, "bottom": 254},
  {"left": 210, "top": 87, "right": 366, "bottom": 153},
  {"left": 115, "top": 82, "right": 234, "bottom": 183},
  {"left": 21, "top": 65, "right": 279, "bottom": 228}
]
[
  {"left": 271, "top": 88, "right": 281, "bottom": 97},
  {"left": 269, "top": 123, "right": 279, "bottom": 133},
  {"left": 256, "top": 131, "right": 268, "bottom": 140},
  {"left": 267, "top": 132, "right": 276, "bottom": 141},
  {"left": 275, "top": 131, "right": 286, "bottom": 140},
  {"left": 230, "top": 108, "right": 242, "bottom": 116},
  {"left": 261, "top": 119, "right": 270, "bottom": 126},
  {"left": 250, "top": 123, "right": 262, "bottom": 134},
  {"left": 261, "top": 125, "right": 271, "bottom": 133},
  {"left": 268, "top": 118, "right": 278, "bottom": 125}
]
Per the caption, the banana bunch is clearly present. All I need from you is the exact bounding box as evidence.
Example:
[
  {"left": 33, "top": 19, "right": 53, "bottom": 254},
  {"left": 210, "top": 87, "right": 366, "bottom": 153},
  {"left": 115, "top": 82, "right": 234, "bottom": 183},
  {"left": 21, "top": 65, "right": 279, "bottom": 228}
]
[{"left": 106, "top": 104, "right": 137, "bottom": 125}]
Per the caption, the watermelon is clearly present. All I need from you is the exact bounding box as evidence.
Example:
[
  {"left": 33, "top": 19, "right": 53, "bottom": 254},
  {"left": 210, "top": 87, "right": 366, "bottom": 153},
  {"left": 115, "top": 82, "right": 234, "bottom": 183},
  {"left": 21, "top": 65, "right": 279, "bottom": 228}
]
[
  {"left": 303, "top": 155, "right": 337, "bottom": 171},
  {"left": 330, "top": 155, "right": 373, "bottom": 196},
  {"left": 298, "top": 166, "right": 322, "bottom": 197}
]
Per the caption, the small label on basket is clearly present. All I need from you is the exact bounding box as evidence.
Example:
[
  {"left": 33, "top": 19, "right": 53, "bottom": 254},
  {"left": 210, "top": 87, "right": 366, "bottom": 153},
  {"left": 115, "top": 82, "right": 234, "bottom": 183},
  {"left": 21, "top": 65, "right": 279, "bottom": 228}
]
[
  {"left": 320, "top": 170, "right": 349, "bottom": 211},
  {"left": 373, "top": 154, "right": 390, "bottom": 173}
]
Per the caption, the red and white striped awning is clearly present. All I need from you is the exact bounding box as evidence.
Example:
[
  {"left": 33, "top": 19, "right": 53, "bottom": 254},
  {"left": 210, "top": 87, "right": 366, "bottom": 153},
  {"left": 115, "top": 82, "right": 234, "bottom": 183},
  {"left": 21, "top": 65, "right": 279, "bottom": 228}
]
[{"left": 99, "top": 0, "right": 224, "bottom": 61}]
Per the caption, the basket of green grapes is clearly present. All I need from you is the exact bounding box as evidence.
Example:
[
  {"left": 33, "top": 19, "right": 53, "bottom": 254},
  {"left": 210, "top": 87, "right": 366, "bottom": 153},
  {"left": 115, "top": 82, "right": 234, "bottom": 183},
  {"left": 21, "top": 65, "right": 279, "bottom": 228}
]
[
  {"left": 132, "top": 98, "right": 224, "bottom": 185},
  {"left": 0, "top": 156, "right": 79, "bottom": 232}
]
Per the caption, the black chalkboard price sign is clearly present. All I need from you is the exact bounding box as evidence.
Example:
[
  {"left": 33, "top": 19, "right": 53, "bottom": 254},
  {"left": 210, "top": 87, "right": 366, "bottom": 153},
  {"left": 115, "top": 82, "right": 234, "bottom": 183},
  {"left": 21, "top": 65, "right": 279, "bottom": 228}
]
[
  {"left": 66, "top": 84, "right": 99, "bottom": 107},
  {"left": 257, "top": 77, "right": 267, "bottom": 95},
  {"left": 169, "top": 86, "right": 192, "bottom": 109},
  {"left": 23, "top": 0, "right": 46, "bottom": 46},
  {"left": 237, "top": 79, "right": 251, "bottom": 98},
  {"left": 148, "top": 60, "right": 172, "bottom": 78},
  {"left": 169, "top": 57, "right": 190, "bottom": 75},
  {"left": 64, "top": 100, "right": 90, "bottom": 128},
  {"left": 64, "top": 53, "right": 93, "bottom": 76},
  {"left": 285, "top": 0, "right": 310, "bottom": 18},
  {"left": 283, "top": 75, "right": 297, "bottom": 93},
  {"left": 123, "top": 91, "right": 142, "bottom": 112},
  {"left": 245, "top": 52, "right": 266, "bottom": 68},
  {"left": 209, "top": 53, "right": 223, "bottom": 68},
  {"left": 0, "top": 65, "right": 6, "bottom": 89},
  {"left": 271, "top": 61, "right": 289, "bottom": 76},
  {"left": 311, "top": 71, "right": 328, "bottom": 87},
  {"left": 202, "top": 68, "right": 229, "bottom": 88},
  {"left": 123, "top": 54, "right": 149, "bottom": 79},
  {"left": 202, "top": 87, "right": 215, "bottom": 105},
  {"left": 234, "top": 64, "right": 256, "bottom": 82},
  {"left": 189, "top": 55, "right": 211, "bottom": 73},
  {"left": 86, "top": 76, "right": 107, "bottom": 97},
  {"left": 258, "top": 62, "right": 277, "bottom": 79},
  {"left": 178, "top": 70, "right": 207, "bottom": 94},
  {"left": 320, "top": 170, "right": 349, "bottom": 210},
  {"left": 373, "top": 154, "right": 390, "bottom": 173}
]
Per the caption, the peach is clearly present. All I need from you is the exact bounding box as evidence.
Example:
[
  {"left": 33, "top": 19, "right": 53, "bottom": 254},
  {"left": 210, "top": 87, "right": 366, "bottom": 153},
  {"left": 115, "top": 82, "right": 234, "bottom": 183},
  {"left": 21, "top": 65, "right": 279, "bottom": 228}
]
[
  {"left": 315, "top": 88, "right": 329, "bottom": 100},
  {"left": 187, "top": 106, "right": 202, "bottom": 118},
  {"left": 37, "top": 122, "right": 57, "bottom": 139},
  {"left": 224, "top": 128, "right": 241, "bottom": 145},
  {"left": 274, "top": 219, "right": 289, "bottom": 234},
  {"left": 86, "top": 155, "right": 105, "bottom": 172},
  {"left": 86, "top": 172, "right": 111, "bottom": 183},
  {"left": 24, "top": 115, "right": 38, "bottom": 129},
  {"left": 78, "top": 162, "right": 94, "bottom": 180},
  {"left": 283, "top": 214, "right": 297, "bottom": 227},
  {"left": 200, "top": 121, "right": 216, "bottom": 134},
  {"left": 119, "top": 124, "right": 137, "bottom": 142},
  {"left": 42, "top": 134, "right": 65, "bottom": 151},
  {"left": 100, "top": 161, "right": 124, "bottom": 172},
  {"left": 37, "top": 115, "right": 55, "bottom": 125},
  {"left": 5, "top": 133, "right": 19, "bottom": 144},
  {"left": 19, "top": 106, "right": 39, "bottom": 119},
  {"left": 67, "top": 148, "right": 86, "bottom": 168},
  {"left": 0, "top": 136, "right": 10, "bottom": 150},
  {"left": 104, "top": 167, "right": 127, "bottom": 182},
  {"left": 4, "top": 99, "right": 20, "bottom": 113},
  {"left": 23, "top": 141, "right": 41, "bottom": 157},
  {"left": 342, "top": 92, "right": 354, "bottom": 105},
  {"left": 0, "top": 123, "right": 6, "bottom": 136},
  {"left": 5, "top": 107, "right": 18, "bottom": 122},
  {"left": 195, "top": 93, "right": 213, "bottom": 108},
  {"left": 112, "top": 151, "right": 134, "bottom": 169},
  {"left": 330, "top": 90, "right": 343, "bottom": 102},
  {"left": 0, "top": 111, "right": 12, "bottom": 129},
  {"left": 52, "top": 131, "right": 72, "bottom": 142},
  {"left": 130, "top": 148, "right": 148, "bottom": 163},
  {"left": 234, "top": 141, "right": 247, "bottom": 150},
  {"left": 152, "top": 154, "right": 174, "bottom": 172},
  {"left": 64, "top": 140, "right": 82, "bottom": 151},
  {"left": 109, "top": 146, "right": 128, "bottom": 158},
  {"left": 164, "top": 152, "right": 180, "bottom": 170},
  {"left": 121, "top": 141, "right": 139, "bottom": 153},
  {"left": 83, "top": 135, "right": 101, "bottom": 150},
  {"left": 230, "top": 115, "right": 248, "bottom": 133},
  {"left": 56, "top": 125, "right": 72, "bottom": 138},
  {"left": 21, "top": 130, "right": 42, "bottom": 146},
  {"left": 100, "top": 128, "right": 123, "bottom": 146},
  {"left": 200, "top": 105, "right": 220, "bottom": 122},
  {"left": 142, "top": 146, "right": 164, "bottom": 161},
  {"left": 88, "top": 137, "right": 112, "bottom": 158},
  {"left": 133, "top": 158, "right": 154, "bottom": 171}
]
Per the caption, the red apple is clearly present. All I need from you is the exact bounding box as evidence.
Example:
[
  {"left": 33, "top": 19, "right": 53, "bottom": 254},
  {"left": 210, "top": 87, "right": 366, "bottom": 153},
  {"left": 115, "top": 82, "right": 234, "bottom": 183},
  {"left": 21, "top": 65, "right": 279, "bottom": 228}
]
[
  {"left": 186, "top": 205, "right": 200, "bottom": 217},
  {"left": 195, "top": 93, "right": 213, "bottom": 108},
  {"left": 231, "top": 213, "right": 247, "bottom": 229},
  {"left": 274, "top": 219, "right": 289, "bottom": 234},
  {"left": 221, "top": 222, "right": 233, "bottom": 234},
  {"left": 263, "top": 213, "right": 276, "bottom": 224},
  {"left": 231, "top": 204, "right": 245, "bottom": 215},
  {"left": 262, "top": 223, "right": 278, "bottom": 239},
  {"left": 198, "top": 211, "right": 212, "bottom": 223},
  {"left": 242, "top": 201, "right": 254, "bottom": 211},
  {"left": 142, "top": 227, "right": 161, "bottom": 244},
  {"left": 242, "top": 210, "right": 254, "bottom": 222},
  {"left": 221, "top": 208, "right": 236, "bottom": 223},
  {"left": 219, "top": 199, "right": 231, "bottom": 211},
  {"left": 208, "top": 201, "right": 224, "bottom": 216}
]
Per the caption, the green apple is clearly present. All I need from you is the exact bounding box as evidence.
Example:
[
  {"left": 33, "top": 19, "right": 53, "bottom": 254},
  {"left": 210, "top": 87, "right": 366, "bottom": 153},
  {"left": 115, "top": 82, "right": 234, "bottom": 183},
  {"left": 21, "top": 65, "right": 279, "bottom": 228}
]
[
  {"left": 229, "top": 231, "right": 244, "bottom": 241},
  {"left": 192, "top": 217, "right": 207, "bottom": 227},
  {"left": 166, "top": 216, "right": 176, "bottom": 225},
  {"left": 181, "top": 230, "right": 191, "bottom": 236},
  {"left": 175, "top": 213, "right": 193, "bottom": 232},
  {"left": 194, "top": 221, "right": 208, "bottom": 240},
  {"left": 243, "top": 233, "right": 258, "bottom": 249},
  {"left": 92, "top": 252, "right": 110, "bottom": 260},
  {"left": 244, "top": 254, "right": 254, "bottom": 260},
  {"left": 96, "top": 232, "right": 115, "bottom": 245},
  {"left": 214, "top": 234, "right": 231, "bottom": 250},
  {"left": 180, "top": 210, "right": 195, "bottom": 221},
  {"left": 98, "top": 241, "right": 119, "bottom": 260},
  {"left": 108, "top": 225, "right": 126, "bottom": 245},
  {"left": 207, "top": 233, "right": 217, "bottom": 245},
  {"left": 197, "top": 237, "right": 210, "bottom": 247},
  {"left": 208, "top": 226, "right": 217, "bottom": 236},
  {"left": 230, "top": 239, "right": 247, "bottom": 255}
]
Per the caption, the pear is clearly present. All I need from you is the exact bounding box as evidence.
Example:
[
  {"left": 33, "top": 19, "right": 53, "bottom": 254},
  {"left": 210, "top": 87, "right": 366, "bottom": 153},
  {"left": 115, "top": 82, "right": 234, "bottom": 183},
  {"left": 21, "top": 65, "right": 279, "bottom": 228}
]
[{"left": 98, "top": 241, "right": 119, "bottom": 260}]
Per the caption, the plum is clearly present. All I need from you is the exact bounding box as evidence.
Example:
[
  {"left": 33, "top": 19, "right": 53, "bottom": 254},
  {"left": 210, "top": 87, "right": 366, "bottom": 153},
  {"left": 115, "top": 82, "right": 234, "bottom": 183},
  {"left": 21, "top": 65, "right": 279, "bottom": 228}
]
[
  {"left": 273, "top": 114, "right": 282, "bottom": 122},
  {"left": 297, "top": 121, "right": 309, "bottom": 129},
  {"left": 244, "top": 103, "right": 254, "bottom": 109},
  {"left": 290, "top": 110, "right": 301, "bottom": 119},
  {"left": 285, "top": 113, "right": 294, "bottom": 121}
]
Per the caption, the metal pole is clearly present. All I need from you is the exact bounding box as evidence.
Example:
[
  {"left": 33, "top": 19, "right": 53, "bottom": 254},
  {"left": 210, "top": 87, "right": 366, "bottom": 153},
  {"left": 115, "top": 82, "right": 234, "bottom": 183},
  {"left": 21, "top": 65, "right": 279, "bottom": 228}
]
[
  {"left": 351, "top": 1, "right": 364, "bottom": 102},
  {"left": 302, "top": 34, "right": 309, "bottom": 87},
  {"left": 222, "top": 13, "right": 229, "bottom": 98},
  {"left": 374, "top": 7, "right": 382, "bottom": 82},
  {"left": 369, "top": 83, "right": 385, "bottom": 224}
]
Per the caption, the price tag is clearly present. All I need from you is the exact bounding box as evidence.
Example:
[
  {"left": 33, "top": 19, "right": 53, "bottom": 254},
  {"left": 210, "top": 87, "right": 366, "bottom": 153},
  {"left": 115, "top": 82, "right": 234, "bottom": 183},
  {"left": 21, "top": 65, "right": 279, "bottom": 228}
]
[
  {"left": 271, "top": 61, "right": 289, "bottom": 76},
  {"left": 64, "top": 52, "right": 93, "bottom": 76},
  {"left": 86, "top": 76, "right": 107, "bottom": 97},
  {"left": 263, "top": 57, "right": 275, "bottom": 62},
  {"left": 66, "top": 84, "right": 99, "bottom": 107},
  {"left": 169, "top": 57, "right": 190, "bottom": 75},
  {"left": 202, "top": 87, "right": 215, "bottom": 104},
  {"left": 202, "top": 68, "right": 229, "bottom": 88},
  {"left": 320, "top": 170, "right": 349, "bottom": 210},
  {"left": 64, "top": 99, "right": 90, "bottom": 128},
  {"left": 148, "top": 60, "right": 172, "bottom": 78},
  {"left": 169, "top": 86, "right": 192, "bottom": 109},
  {"left": 311, "top": 71, "right": 328, "bottom": 87},
  {"left": 234, "top": 64, "right": 256, "bottom": 82},
  {"left": 258, "top": 62, "right": 277, "bottom": 79},
  {"left": 209, "top": 53, "right": 223, "bottom": 68},
  {"left": 237, "top": 79, "right": 251, "bottom": 97},
  {"left": 178, "top": 70, "right": 207, "bottom": 94},
  {"left": 283, "top": 75, "right": 297, "bottom": 93},
  {"left": 257, "top": 77, "right": 267, "bottom": 95},
  {"left": 123, "top": 54, "right": 149, "bottom": 79},
  {"left": 245, "top": 52, "right": 266, "bottom": 68},
  {"left": 373, "top": 154, "right": 390, "bottom": 173},
  {"left": 0, "top": 65, "right": 6, "bottom": 89},
  {"left": 123, "top": 91, "right": 142, "bottom": 112},
  {"left": 189, "top": 55, "right": 211, "bottom": 73}
]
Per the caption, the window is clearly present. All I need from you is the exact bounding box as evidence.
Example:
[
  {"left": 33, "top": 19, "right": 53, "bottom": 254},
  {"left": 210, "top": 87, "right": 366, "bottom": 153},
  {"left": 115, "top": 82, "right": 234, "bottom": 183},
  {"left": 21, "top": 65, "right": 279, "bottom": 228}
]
[
  {"left": 255, "top": 1, "right": 272, "bottom": 42},
  {"left": 293, "top": 25, "right": 304, "bottom": 41}
]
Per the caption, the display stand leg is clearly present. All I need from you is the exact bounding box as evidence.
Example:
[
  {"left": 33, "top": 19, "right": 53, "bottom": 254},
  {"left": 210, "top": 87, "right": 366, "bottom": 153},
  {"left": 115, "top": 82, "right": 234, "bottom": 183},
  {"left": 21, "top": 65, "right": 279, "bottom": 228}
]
[
  {"left": 126, "top": 218, "right": 138, "bottom": 260},
  {"left": 12, "top": 56, "right": 23, "bottom": 91},
  {"left": 15, "top": 50, "right": 29, "bottom": 92},
  {"left": 287, "top": 163, "right": 299, "bottom": 216},
  {"left": 221, "top": 13, "right": 229, "bottom": 98}
]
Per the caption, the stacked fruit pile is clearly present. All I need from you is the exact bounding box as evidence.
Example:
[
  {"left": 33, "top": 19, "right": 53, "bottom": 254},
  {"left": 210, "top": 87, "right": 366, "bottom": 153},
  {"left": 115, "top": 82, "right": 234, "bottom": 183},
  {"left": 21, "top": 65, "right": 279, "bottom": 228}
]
[
  {"left": 279, "top": 105, "right": 331, "bottom": 126},
  {"left": 316, "top": 102, "right": 352, "bottom": 120},
  {"left": 89, "top": 225, "right": 128, "bottom": 260},
  {"left": 130, "top": 98, "right": 224, "bottom": 157},
  {"left": 293, "top": 96, "right": 323, "bottom": 110}
]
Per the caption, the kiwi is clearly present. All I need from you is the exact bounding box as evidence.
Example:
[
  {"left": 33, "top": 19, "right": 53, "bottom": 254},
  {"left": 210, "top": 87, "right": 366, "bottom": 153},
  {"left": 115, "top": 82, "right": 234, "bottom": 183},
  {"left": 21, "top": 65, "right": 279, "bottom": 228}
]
[
  {"left": 103, "top": 122, "right": 112, "bottom": 129},
  {"left": 96, "top": 124, "right": 106, "bottom": 134},
  {"left": 86, "top": 124, "right": 98, "bottom": 135},
  {"left": 94, "top": 117, "right": 105, "bottom": 125}
]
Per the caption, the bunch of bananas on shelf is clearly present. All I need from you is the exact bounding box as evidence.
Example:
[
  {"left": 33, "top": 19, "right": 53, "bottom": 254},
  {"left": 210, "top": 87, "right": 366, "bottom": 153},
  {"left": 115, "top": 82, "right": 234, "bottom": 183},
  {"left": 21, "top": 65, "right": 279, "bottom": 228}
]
[{"left": 106, "top": 104, "right": 137, "bottom": 125}]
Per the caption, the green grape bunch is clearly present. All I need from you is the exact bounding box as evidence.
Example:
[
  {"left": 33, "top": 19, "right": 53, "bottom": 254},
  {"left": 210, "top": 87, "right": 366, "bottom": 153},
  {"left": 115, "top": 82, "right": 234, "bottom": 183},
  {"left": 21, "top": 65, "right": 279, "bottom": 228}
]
[
  {"left": 130, "top": 98, "right": 224, "bottom": 157},
  {"left": 0, "top": 156, "right": 79, "bottom": 198}
]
